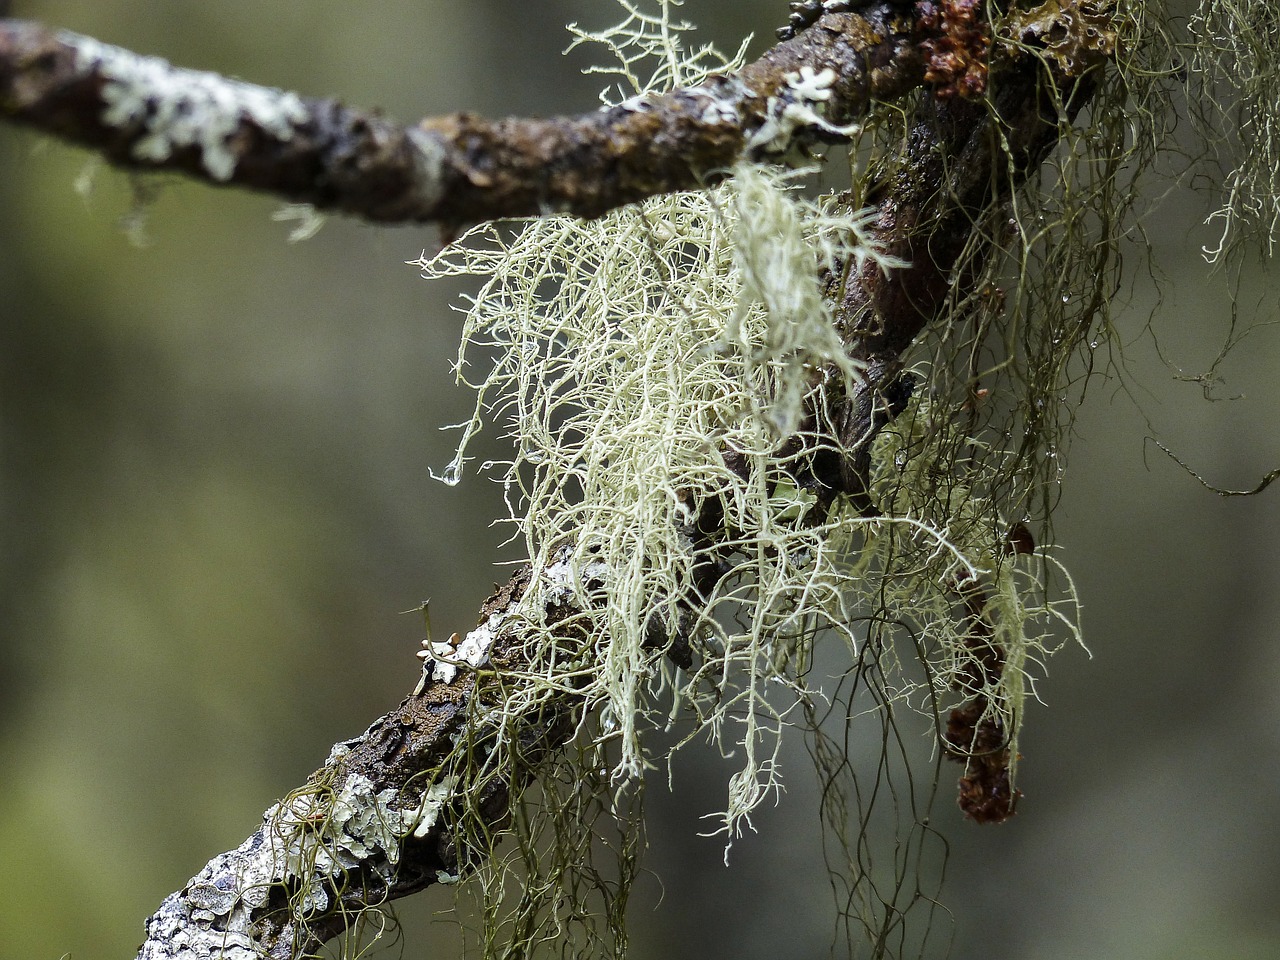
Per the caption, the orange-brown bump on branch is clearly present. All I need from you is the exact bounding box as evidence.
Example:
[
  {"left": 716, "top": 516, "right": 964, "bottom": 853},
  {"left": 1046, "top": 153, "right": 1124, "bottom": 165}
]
[
  {"left": 942, "top": 573, "right": 1020, "bottom": 823},
  {"left": 914, "top": 0, "right": 991, "bottom": 99},
  {"left": 945, "top": 700, "right": 1021, "bottom": 823}
]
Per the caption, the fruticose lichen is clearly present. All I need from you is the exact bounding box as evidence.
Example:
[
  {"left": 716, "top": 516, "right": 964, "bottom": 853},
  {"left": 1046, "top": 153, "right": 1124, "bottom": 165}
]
[
  {"left": 404, "top": 1, "right": 1105, "bottom": 954},
  {"left": 133, "top": 1, "right": 1280, "bottom": 957},
  {"left": 1189, "top": 0, "right": 1280, "bottom": 261},
  {"left": 746, "top": 64, "right": 861, "bottom": 158},
  {"left": 409, "top": 0, "right": 1280, "bottom": 953}
]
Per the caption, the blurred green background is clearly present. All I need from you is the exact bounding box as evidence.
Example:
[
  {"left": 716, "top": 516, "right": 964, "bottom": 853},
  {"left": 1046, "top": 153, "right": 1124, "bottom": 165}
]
[{"left": 2, "top": 2, "right": 1279, "bottom": 958}]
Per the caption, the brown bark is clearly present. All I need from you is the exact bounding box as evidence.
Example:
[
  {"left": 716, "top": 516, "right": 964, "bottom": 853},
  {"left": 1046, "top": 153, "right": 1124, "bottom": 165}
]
[{"left": 0, "top": 8, "right": 925, "bottom": 230}]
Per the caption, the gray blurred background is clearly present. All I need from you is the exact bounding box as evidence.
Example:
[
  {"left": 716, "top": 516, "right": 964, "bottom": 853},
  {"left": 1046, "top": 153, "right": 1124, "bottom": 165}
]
[{"left": 2, "top": 2, "right": 1279, "bottom": 958}]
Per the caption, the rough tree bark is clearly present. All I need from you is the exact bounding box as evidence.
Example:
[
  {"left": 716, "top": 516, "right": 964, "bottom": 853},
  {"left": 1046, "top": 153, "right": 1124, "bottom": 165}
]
[
  {"left": 0, "top": 6, "right": 925, "bottom": 229},
  {"left": 0, "top": 3, "right": 1116, "bottom": 958}
]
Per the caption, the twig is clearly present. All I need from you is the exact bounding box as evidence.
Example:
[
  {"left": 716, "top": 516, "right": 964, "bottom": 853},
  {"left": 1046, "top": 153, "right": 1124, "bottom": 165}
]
[{"left": 0, "top": 9, "right": 924, "bottom": 229}]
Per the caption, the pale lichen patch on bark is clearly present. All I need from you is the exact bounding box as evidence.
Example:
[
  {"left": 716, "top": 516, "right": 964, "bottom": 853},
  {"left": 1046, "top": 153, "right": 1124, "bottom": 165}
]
[{"left": 68, "top": 32, "right": 308, "bottom": 180}]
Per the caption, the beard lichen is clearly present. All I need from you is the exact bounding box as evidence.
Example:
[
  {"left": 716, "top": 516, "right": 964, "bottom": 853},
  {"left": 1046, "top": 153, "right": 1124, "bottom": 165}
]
[
  {"left": 388, "top": 1, "right": 1280, "bottom": 956},
  {"left": 422, "top": 153, "right": 911, "bottom": 801},
  {"left": 404, "top": 1, "right": 1118, "bottom": 956}
]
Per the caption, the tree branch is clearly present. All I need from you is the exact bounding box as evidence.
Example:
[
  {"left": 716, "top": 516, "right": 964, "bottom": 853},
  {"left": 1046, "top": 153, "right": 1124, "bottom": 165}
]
[
  {"left": 0, "top": 3, "right": 1120, "bottom": 956},
  {"left": 0, "top": 7, "right": 924, "bottom": 229},
  {"left": 137, "top": 563, "right": 588, "bottom": 960},
  {"left": 820, "top": 52, "right": 1101, "bottom": 510}
]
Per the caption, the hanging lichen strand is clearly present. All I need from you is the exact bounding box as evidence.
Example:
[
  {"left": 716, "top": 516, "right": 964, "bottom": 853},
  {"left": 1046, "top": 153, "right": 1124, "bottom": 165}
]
[
  {"left": 1191, "top": 0, "right": 1280, "bottom": 260},
  {"left": 405, "top": 0, "right": 1173, "bottom": 956}
]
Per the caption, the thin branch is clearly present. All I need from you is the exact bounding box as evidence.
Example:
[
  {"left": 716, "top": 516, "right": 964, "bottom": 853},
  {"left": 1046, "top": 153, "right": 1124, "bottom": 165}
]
[
  {"left": 138, "top": 562, "right": 609, "bottom": 960},
  {"left": 0, "top": 8, "right": 925, "bottom": 228}
]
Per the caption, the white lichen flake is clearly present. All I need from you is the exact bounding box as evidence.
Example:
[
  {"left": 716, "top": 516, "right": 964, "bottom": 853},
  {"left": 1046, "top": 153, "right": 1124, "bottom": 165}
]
[
  {"left": 417, "top": 613, "right": 501, "bottom": 686},
  {"left": 68, "top": 32, "right": 308, "bottom": 180},
  {"left": 409, "top": 775, "right": 458, "bottom": 838},
  {"left": 747, "top": 64, "right": 860, "bottom": 158}
]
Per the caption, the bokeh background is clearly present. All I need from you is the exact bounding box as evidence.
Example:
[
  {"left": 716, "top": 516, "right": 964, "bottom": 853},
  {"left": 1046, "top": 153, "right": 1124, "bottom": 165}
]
[{"left": 3, "top": 2, "right": 1279, "bottom": 958}]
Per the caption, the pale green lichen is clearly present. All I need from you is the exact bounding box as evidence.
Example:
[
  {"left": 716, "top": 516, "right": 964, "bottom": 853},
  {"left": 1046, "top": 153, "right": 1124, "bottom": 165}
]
[
  {"left": 418, "top": 157, "right": 909, "bottom": 797},
  {"left": 402, "top": 0, "right": 1150, "bottom": 956},
  {"left": 256, "top": 1, "right": 1274, "bottom": 956},
  {"left": 565, "top": 0, "right": 749, "bottom": 105}
]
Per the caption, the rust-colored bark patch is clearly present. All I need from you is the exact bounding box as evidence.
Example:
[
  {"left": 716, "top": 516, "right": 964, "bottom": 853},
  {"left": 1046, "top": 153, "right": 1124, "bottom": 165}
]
[
  {"left": 915, "top": 0, "right": 990, "bottom": 99},
  {"left": 943, "top": 574, "right": 1020, "bottom": 823},
  {"left": 944, "top": 700, "right": 1020, "bottom": 823}
]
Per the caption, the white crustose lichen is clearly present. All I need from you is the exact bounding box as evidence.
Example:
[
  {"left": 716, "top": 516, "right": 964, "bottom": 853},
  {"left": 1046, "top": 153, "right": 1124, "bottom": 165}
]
[{"left": 68, "top": 32, "right": 309, "bottom": 181}]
